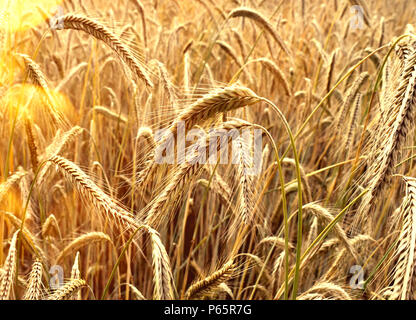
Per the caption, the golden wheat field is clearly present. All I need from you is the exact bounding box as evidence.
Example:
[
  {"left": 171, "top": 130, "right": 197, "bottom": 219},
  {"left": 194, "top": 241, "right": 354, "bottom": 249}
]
[{"left": 2, "top": 0, "right": 416, "bottom": 302}]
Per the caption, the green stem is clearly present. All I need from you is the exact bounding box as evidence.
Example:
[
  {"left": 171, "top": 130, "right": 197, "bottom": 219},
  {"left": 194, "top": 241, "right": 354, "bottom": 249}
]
[{"left": 259, "top": 98, "right": 303, "bottom": 299}]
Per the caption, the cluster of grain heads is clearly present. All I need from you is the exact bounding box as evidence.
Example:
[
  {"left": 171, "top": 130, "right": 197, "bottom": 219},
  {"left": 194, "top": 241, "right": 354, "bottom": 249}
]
[
  {"left": 0, "top": 230, "right": 89, "bottom": 300},
  {"left": 141, "top": 119, "right": 257, "bottom": 228},
  {"left": 355, "top": 39, "right": 416, "bottom": 234},
  {"left": 0, "top": 210, "right": 47, "bottom": 265},
  {"left": 1, "top": 238, "right": 87, "bottom": 300},
  {"left": 303, "top": 203, "right": 357, "bottom": 261},
  {"left": 136, "top": 84, "right": 261, "bottom": 188},
  {"left": 3, "top": 0, "right": 416, "bottom": 301}
]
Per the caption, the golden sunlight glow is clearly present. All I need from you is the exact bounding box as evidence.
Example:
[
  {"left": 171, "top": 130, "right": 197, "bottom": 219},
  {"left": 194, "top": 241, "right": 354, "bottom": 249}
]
[
  {"left": 0, "top": 0, "right": 63, "bottom": 32},
  {"left": 3, "top": 84, "right": 73, "bottom": 122}
]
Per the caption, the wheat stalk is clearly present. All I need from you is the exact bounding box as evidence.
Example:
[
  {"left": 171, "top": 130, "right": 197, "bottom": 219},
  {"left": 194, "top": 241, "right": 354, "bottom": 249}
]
[
  {"left": 38, "top": 126, "right": 83, "bottom": 185},
  {"left": 0, "top": 168, "right": 26, "bottom": 204},
  {"left": 17, "top": 53, "right": 69, "bottom": 127},
  {"left": 0, "top": 231, "right": 19, "bottom": 300},
  {"left": 41, "top": 214, "right": 60, "bottom": 238},
  {"left": 298, "top": 282, "right": 351, "bottom": 300},
  {"left": 56, "top": 232, "right": 112, "bottom": 263},
  {"left": 235, "top": 134, "right": 256, "bottom": 225},
  {"left": 49, "top": 155, "right": 140, "bottom": 230},
  {"left": 91, "top": 106, "right": 127, "bottom": 124},
  {"left": 150, "top": 59, "right": 177, "bottom": 110},
  {"left": 229, "top": 7, "right": 291, "bottom": 57},
  {"left": 70, "top": 252, "right": 81, "bottom": 300},
  {"left": 216, "top": 40, "right": 242, "bottom": 67},
  {"left": 24, "top": 117, "right": 39, "bottom": 171},
  {"left": 57, "top": 14, "right": 153, "bottom": 88},
  {"left": 184, "top": 259, "right": 235, "bottom": 300},
  {"left": 23, "top": 259, "right": 43, "bottom": 300},
  {"left": 145, "top": 226, "right": 176, "bottom": 300},
  {"left": 335, "top": 72, "right": 368, "bottom": 135},
  {"left": 256, "top": 57, "right": 291, "bottom": 96},
  {"left": 131, "top": 0, "right": 147, "bottom": 46},
  {"left": 387, "top": 176, "right": 416, "bottom": 299},
  {"left": 48, "top": 279, "right": 87, "bottom": 300}
]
